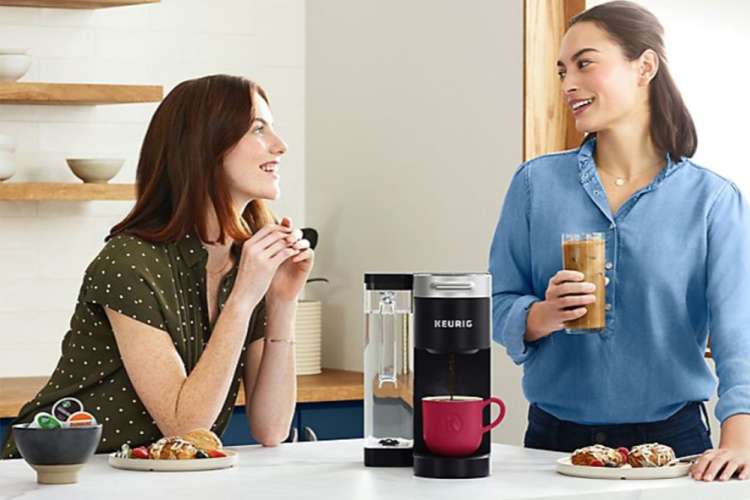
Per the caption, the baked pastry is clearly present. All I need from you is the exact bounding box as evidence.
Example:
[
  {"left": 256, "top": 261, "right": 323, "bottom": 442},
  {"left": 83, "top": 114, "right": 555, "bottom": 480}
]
[
  {"left": 627, "top": 443, "right": 675, "bottom": 467},
  {"left": 148, "top": 437, "right": 198, "bottom": 460},
  {"left": 571, "top": 444, "right": 628, "bottom": 467},
  {"left": 182, "top": 428, "right": 222, "bottom": 452}
]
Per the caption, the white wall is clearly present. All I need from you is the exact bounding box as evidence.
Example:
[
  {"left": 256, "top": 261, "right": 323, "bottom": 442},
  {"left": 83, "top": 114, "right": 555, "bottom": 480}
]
[
  {"left": 306, "top": 0, "right": 526, "bottom": 444},
  {"left": 0, "top": 0, "right": 305, "bottom": 377}
]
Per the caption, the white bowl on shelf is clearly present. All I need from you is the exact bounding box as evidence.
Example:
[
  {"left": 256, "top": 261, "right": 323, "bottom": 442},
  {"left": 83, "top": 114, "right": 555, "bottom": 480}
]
[
  {"left": 0, "top": 49, "right": 31, "bottom": 81},
  {"left": 66, "top": 158, "right": 124, "bottom": 184}
]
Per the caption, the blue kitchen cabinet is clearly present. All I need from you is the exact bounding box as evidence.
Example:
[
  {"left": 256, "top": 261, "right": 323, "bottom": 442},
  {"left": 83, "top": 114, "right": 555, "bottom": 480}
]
[
  {"left": 297, "top": 401, "right": 364, "bottom": 441},
  {"left": 223, "top": 400, "right": 363, "bottom": 445},
  {"left": 0, "top": 402, "right": 363, "bottom": 453}
]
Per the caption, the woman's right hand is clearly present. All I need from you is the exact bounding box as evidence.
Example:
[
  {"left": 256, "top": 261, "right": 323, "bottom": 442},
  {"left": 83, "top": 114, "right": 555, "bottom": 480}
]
[
  {"left": 525, "top": 270, "right": 597, "bottom": 342},
  {"left": 230, "top": 224, "right": 300, "bottom": 307}
]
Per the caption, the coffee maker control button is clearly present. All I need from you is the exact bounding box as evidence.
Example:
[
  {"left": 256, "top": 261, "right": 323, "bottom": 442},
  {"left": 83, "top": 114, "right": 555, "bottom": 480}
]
[
  {"left": 605, "top": 303, "right": 612, "bottom": 311},
  {"left": 605, "top": 262, "right": 613, "bottom": 270}
]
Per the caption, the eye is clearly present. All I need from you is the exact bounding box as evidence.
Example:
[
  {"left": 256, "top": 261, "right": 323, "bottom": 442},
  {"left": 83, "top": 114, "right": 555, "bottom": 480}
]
[
  {"left": 578, "top": 59, "right": 592, "bottom": 70},
  {"left": 557, "top": 70, "right": 566, "bottom": 81},
  {"left": 251, "top": 124, "right": 265, "bottom": 134}
]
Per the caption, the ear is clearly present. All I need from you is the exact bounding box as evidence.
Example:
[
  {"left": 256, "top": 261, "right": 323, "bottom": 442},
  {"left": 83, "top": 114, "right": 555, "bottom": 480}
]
[{"left": 637, "top": 49, "right": 659, "bottom": 86}]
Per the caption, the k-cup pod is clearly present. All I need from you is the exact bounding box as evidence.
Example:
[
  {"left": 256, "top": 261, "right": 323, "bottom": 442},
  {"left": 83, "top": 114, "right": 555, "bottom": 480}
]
[
  {"left": 33, "top": 412, "right": 62, "bottom": 430},
  {"left": 67, "top": 411, "right": 97, "bottom": 427},
  {"left": 52, "top": 397, "right": 84, "bottom": 422}
]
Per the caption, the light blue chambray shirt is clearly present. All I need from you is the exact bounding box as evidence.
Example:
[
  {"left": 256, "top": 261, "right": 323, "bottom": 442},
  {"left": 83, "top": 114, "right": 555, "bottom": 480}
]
[{"left": 489, "top": 137, "right": 750, "bottom": 425}]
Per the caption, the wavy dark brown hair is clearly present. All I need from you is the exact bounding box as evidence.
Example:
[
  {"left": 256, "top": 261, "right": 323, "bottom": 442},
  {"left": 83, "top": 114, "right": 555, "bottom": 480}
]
[
  {"left": 570, "top": 0, "right": 697, "bottom": 159},
  {"left": 109, "top": 74, "right": 274, "bottom": 244}
]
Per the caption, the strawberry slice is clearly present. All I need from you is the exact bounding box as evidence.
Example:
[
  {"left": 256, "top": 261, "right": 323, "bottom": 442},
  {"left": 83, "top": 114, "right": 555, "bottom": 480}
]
[
  {"left": 589, "top": 459, "right": 603, "bottom": 467},
  {"left": 207, "top": 449, "right": 226, "bottom": 458},
  {"left": 130, "top": 447, "right": 149, "bottom": 459},
  {"left": 616, "top": 447, "right": 629, "bottom": 462}
]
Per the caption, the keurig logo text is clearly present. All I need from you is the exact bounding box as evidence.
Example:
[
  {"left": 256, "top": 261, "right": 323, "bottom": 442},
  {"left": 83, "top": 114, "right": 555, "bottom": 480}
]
[{"left": 433, "top": 319, "right": 473, "bottom": 329}]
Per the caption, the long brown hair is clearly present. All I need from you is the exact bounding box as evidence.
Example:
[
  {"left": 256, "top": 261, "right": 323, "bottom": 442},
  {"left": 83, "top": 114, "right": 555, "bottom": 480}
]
[
  {"left": 109, "top": 74, "right": 274, "bottom": 244},
  {"left": 570, "top": 0, "right": 697, "bottom": 159}
]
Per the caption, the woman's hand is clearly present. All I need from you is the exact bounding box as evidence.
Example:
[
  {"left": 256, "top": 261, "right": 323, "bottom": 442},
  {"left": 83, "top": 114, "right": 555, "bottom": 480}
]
[
  {"left": 267, "top": 216, "right": 314, "bottom": 304},
  {"left": 690, "top": 448, "right": 750, "bottom": 481},
  {"left": 231, "top": 223, "right": 300, "bottom": 306},
  {"left": 525, "top": 270, "right": 597, "bottom": 342}
]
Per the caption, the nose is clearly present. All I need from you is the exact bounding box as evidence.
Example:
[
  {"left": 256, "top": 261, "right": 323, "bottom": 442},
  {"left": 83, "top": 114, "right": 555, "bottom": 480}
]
[
  {"left": 561, "top": 74, "right": 579, "bottom": 99},
  {"left": 270, "top": 130, "right": 288, "bottom": 156}
]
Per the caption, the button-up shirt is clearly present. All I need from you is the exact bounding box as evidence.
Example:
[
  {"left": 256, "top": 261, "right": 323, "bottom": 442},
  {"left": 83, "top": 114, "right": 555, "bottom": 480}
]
[{"left": 489, "top": 137, "right": 750, "bottom": 425}]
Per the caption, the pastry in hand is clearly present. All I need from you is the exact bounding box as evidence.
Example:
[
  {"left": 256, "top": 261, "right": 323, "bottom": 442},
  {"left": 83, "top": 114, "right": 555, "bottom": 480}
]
[
  {"left": 627, "top": 443, "right": 675, "bottom": 467},
  {"left": 182, "top": 428, "right": 223, "bottom": 452},
  {"left": 148, "top": 437, "right": 198, "bottom": 460},
  {"left": 571, "top": 444, "right": 628, "bottom": 467}
]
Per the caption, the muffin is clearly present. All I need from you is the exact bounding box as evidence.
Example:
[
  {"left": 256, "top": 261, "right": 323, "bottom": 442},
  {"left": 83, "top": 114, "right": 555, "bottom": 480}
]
[{"left": 182, "top": 428, "right": 223, "bottom": 452}]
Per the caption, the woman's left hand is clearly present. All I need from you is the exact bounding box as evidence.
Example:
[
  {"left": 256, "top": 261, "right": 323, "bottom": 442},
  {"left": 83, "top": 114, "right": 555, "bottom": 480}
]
[
  {"left": 690, "top": 447, "right": 750, "bottom": 481},
  {"left": 266, "top": 216, "right": 314, "bottom": 303}
]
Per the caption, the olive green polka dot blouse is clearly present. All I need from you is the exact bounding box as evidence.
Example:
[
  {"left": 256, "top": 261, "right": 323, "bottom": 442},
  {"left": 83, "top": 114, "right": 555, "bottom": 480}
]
[{"left": 2, "top": 232, "right": 266, "bottom": 459}]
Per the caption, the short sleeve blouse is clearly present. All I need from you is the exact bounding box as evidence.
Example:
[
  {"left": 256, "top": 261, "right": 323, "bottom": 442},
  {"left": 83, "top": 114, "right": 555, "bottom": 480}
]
[{"left": 2, "top": 233, "right": 265, "bottom": 459}]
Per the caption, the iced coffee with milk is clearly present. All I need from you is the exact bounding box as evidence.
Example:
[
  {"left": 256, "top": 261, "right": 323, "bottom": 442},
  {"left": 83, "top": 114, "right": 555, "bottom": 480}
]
[{"left": 561, "top": 232, "right": 606, "bottom": 332}]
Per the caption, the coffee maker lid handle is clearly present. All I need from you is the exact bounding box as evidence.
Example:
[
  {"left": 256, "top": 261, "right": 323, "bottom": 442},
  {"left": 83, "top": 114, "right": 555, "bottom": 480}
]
[{"left": 431, "top": 283, "right": 474, "bottom": 291}]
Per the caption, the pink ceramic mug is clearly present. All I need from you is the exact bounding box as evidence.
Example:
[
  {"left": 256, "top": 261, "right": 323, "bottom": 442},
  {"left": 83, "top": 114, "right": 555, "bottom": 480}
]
[{"left": 422, "top": 395, "right": 506, "bottom": 457}]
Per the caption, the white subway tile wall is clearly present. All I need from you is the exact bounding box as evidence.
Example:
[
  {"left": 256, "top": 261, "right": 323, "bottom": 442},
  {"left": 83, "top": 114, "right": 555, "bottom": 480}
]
[{"left": 0, "top": 0, "right": 306, "bottom": 376}]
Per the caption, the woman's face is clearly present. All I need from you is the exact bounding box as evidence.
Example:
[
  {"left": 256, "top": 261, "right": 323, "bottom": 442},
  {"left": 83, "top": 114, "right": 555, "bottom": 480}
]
[
  {"left": 557, "top": 21, "right": 650, "bottom": 134},
  {"left": 223, "top": 93, "right": 288, "bottom": 205}
]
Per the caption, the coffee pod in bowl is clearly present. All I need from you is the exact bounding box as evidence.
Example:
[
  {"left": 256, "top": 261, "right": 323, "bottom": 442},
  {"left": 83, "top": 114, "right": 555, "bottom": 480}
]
[
  {"left": 67, "top": 411, "right": 97, "bottom": 427},
  {"left": 52, "top": 397, "right": 84, "bottom": 422},
  {"left": 12, "top": 423, "right": 103, "bottom": 484},
  {"left": 31, "top": 412, "right": 62, "bottom": 430}
]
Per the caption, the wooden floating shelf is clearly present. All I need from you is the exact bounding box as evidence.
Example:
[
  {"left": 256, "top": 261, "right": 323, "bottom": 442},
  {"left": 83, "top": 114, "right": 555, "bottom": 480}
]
[
  {"left": 0, "top": 0, "right": 158, "bottom": 8},
  {"left": 0, "top": 182, "right": 135, "bottom": 201},
  {"left": 0, "top": 82, "right": 162, "bottom": 105}
]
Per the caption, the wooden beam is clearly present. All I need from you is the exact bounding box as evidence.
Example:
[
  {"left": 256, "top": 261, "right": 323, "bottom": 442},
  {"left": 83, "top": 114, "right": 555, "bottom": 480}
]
[{"left": 524, "top": 0, "right": 585, "bottom": 161}]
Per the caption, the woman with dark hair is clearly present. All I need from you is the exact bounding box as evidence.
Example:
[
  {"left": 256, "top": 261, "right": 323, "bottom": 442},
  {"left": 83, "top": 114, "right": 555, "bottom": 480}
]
[
  {"left": 2, "top": 74, "right": 312, "bottom": 458},
  {"left": 490, "top": 1, "right": 750, "bottom": 481}
]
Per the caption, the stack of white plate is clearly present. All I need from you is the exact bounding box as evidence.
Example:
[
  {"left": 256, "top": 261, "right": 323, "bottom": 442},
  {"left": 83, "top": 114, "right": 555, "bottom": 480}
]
[{"left": 295, "top": 300, "right": 322, "bottom": 375}]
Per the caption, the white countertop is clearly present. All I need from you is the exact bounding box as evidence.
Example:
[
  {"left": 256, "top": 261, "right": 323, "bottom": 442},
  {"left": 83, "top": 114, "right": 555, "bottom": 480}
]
[{"left": 2, "top": 439, "right": 749, "bottom": 500}]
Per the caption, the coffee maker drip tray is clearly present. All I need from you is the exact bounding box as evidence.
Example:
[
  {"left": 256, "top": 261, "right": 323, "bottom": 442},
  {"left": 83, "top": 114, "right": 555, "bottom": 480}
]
[{"left": 413, "top": 453, "right": 490, "bottom": 479}]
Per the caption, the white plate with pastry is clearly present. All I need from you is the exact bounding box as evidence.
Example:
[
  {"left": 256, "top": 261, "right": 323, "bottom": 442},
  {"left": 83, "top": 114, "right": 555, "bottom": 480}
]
[
  {"left": 556, "top": 457, "right": 690, "bottom": 480},
  {"left": 108, "top": 428, "right": 238, "bottom": 472},
  {"left": 108, "top": 449, "right": 238, "bottom": 472},
  {"left": 556, "top": 443, "right": 692, "bottom": 480}
]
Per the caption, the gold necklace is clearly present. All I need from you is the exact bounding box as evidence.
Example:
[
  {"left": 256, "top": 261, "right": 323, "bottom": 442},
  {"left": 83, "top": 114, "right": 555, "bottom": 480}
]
[{"left": 597, "top": 162, "right": 663, "bottom": 187}]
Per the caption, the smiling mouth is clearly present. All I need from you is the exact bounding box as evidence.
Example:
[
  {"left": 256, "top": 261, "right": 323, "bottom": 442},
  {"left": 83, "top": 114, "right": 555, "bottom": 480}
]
[
  {"left": 571, "top": 98, "right": 594, "bottom": 114},
  {"left": 259, "top": 162, "right": 278, "bottom": 175}
]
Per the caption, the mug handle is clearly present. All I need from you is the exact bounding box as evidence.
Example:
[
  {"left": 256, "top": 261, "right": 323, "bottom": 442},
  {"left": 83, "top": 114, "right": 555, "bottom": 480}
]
[{"left": 482, "top": 397, "right": 506, "bottom": 433}]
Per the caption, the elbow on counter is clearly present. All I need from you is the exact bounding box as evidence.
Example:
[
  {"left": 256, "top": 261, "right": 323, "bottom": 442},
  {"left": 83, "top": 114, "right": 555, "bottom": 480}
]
[{"left": 252, "top": 427, "right": 288, "bottom": 447}]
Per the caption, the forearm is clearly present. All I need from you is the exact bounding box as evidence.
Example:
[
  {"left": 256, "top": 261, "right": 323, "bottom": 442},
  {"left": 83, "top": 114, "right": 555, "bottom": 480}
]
[
  {"left": 169, "top": 297, "right": 255, "bottom": 434},
  {"left": 719, "top": 414, "right": 750, "bottom": 449},
  {"left": 248, "top": 300, "right": 297, "bottom": 444}
]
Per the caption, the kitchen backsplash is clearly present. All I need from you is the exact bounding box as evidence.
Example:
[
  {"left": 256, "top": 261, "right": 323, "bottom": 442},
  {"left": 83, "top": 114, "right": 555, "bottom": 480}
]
[{"left": 0, "top": 0, "right": 305, "bottom": 377}]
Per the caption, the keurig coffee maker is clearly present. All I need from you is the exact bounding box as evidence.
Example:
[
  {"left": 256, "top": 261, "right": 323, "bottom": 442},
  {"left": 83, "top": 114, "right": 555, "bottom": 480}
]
[{"left": 412, "top": 273, "right": 493, "bottom": 478}]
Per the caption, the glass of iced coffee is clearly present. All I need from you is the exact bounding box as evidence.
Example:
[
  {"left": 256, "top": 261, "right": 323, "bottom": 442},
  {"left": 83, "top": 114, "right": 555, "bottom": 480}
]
[{"left": 561, "top": 232, "right": 606, "bottom": 332}]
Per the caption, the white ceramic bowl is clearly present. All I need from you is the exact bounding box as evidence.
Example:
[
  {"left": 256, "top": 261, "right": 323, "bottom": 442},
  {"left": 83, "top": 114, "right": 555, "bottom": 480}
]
[
  {"left": 0, "top": 54, "right": 31, "bottom": 81},
  {"left": 66, "top": 158, "right": 124, "bottom": 184}
]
